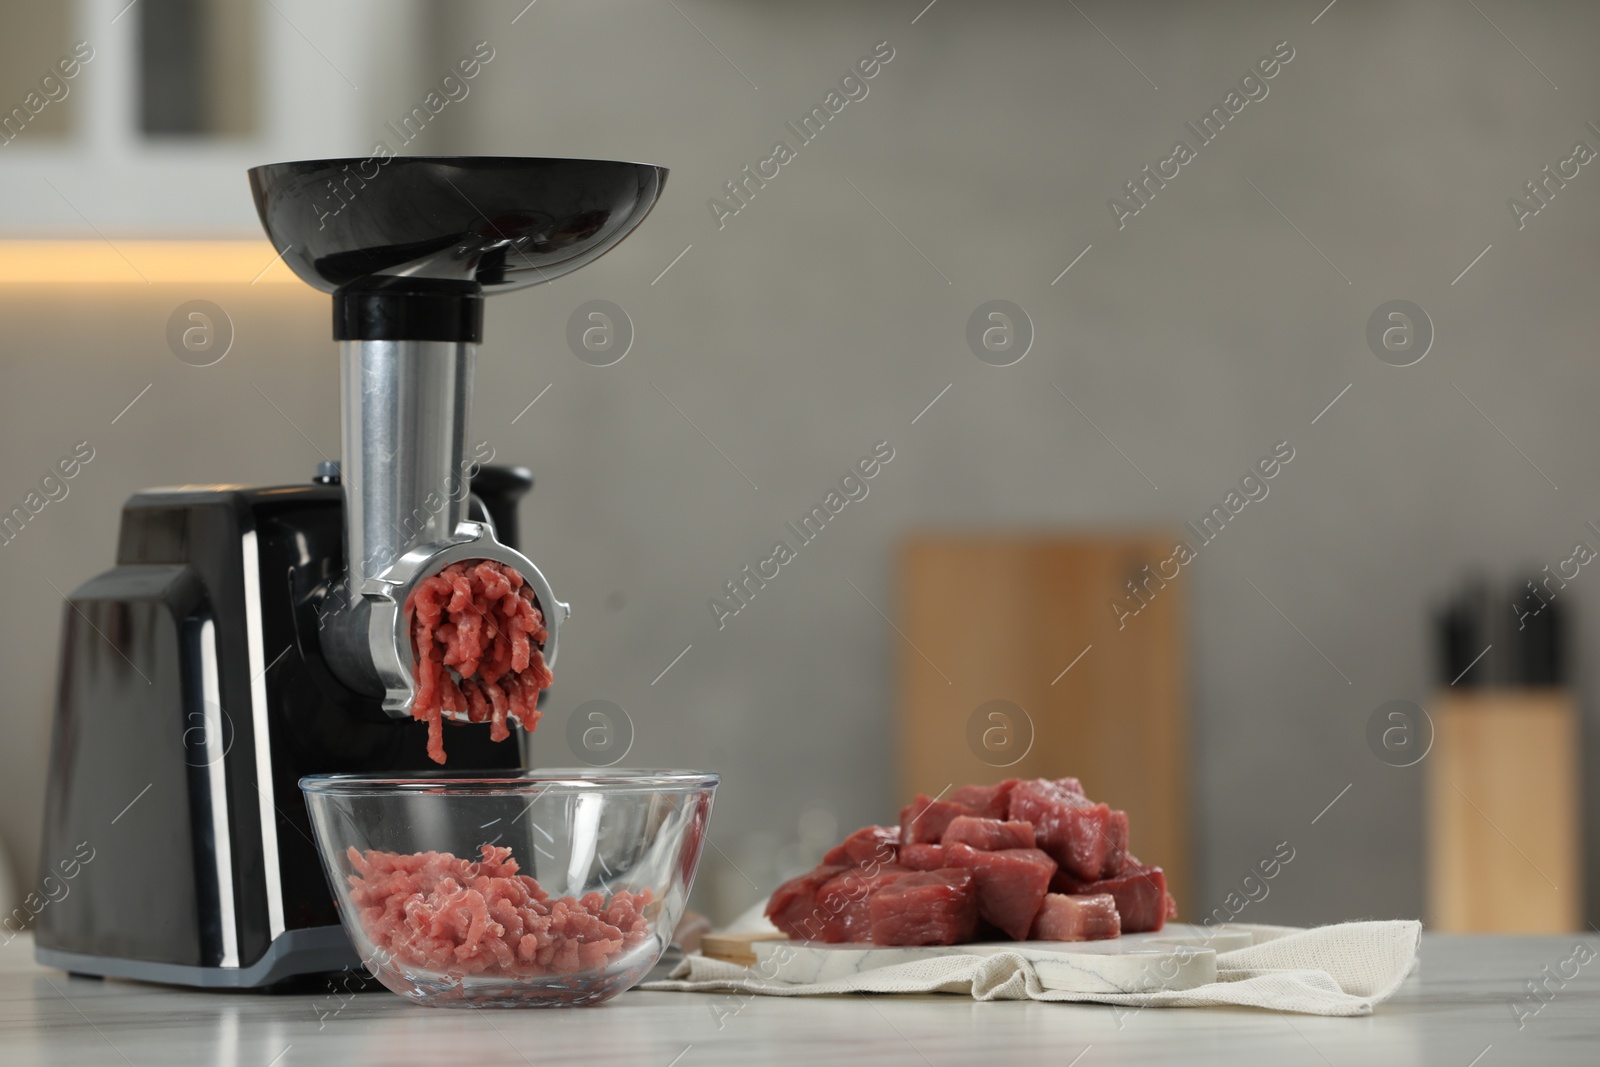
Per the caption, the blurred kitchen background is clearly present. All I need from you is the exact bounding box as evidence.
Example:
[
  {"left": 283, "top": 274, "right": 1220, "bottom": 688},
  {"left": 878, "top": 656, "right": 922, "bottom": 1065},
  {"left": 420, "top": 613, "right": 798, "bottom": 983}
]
[{"left": 0, "top": 0, "right": 1596, "bottom": 932}]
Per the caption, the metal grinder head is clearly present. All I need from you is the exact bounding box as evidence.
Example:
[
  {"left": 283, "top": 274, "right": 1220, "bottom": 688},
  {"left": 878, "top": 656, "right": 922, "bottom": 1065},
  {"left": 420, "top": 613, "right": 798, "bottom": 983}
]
[{"left": 246, "top": 156, "right": 668, "bottom": 717}]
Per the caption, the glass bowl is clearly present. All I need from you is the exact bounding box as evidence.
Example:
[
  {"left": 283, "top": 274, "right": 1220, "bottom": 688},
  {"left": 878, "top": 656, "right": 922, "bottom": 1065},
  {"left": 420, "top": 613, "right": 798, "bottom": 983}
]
[{"left": 300, "top": 769, "right": 717, "bottom": 1008}]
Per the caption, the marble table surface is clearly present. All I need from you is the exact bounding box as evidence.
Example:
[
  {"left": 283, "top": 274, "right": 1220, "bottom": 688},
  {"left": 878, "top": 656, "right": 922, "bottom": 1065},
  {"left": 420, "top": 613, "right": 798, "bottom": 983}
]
[{"left": 2, "top": 933, "right": 1596, "bottom": 1066}]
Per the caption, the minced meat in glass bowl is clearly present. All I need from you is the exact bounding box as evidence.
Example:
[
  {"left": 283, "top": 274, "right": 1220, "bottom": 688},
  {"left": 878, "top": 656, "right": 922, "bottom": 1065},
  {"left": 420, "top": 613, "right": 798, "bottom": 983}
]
[{"left": 300, "top": 770, "right": 717, "bottom": 1007}]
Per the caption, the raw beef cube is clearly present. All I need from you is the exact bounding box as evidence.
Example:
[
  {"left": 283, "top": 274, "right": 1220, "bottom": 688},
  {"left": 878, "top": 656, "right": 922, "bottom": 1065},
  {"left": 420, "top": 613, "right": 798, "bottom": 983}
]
[
  {"left": 816, "top": 866, "right": 910, "bottom": 942},
  {"left": 766, "top": 864, "right": 849, "bottom": 940},
  {"left": 1009, "top": 779, "right": 1128, "bottom": 881},
  {"left": 1031, "top": 892, "right": 1120, "bottom": 941},
  {"left": 1054, "top": 776, "right": 1086, "bottom": 796},
  {"left": 1048, "top": 869, "right": 1087, "bottom": 894},
  {"left": 949, "top": 779, "right": 1020, "bottom": 819},
  {"left": 1099, "top": 808, "right": 1129, "bottom": 877},
  {"left": 1106, "top": 858, "right": 1174, "bottom": 934},
  {"left": 868, "top": 870, "right": 978, "bottom": 946},
  {"left": 823, "top": 825, "right": 900, "bottom": 868},
  {"left": 1008, "top": 777, "right": 1079, "bottom": 813},
  {"left": 941, "top": 816, "right": 1037, "bottom": 852},
  {"left": 899, "top": 795, "right": 980, "bottom": 844},
  {"left": 898, "top": 843, "right": 948, "bottom": 871},
  {"left": 1051, "top": 857, "right": 1172, "bottom": 934},
  {"left": 941, "top": 844, "right": 1057, "bottom": 941}
]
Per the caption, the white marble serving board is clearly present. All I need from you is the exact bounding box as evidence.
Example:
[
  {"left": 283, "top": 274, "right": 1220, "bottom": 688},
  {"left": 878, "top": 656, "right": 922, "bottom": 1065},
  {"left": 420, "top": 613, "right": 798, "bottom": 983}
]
[{"left": 752, "top": 924, "right": 1249, "bottom": 993}]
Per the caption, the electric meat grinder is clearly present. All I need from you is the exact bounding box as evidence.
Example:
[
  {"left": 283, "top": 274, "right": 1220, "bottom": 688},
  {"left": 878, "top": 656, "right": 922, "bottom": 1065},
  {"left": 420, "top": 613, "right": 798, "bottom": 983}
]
[{"left": 34, "top": 157, "right": 667, "bottom": 987}]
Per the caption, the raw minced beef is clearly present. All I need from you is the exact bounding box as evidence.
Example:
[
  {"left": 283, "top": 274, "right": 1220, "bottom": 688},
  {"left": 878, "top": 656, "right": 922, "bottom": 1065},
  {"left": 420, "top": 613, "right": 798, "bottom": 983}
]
[
  {"left": 346, "top": 844, "right": 652, "bottom": 976},
  {"left": 405, "top": 560, "right": 554, "bottom": 764}
]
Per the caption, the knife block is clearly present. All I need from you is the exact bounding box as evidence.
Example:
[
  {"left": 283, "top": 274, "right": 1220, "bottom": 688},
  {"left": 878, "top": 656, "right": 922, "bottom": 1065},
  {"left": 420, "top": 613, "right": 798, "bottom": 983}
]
[{"left": 1425, "top": 689, "right": 1581, "bottom": 932}]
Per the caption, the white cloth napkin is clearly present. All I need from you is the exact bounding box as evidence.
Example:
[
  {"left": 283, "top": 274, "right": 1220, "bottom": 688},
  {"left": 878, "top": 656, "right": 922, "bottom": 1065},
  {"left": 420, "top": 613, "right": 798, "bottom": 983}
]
[{"left": 642, "top": 920, "right": 1421, "bottom": 1016}]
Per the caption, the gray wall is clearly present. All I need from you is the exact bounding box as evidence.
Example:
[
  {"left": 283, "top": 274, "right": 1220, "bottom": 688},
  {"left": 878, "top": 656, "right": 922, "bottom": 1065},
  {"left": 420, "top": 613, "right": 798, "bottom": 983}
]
[{"left": 2, "top": 0, "right": 1597, "bottom": 927}]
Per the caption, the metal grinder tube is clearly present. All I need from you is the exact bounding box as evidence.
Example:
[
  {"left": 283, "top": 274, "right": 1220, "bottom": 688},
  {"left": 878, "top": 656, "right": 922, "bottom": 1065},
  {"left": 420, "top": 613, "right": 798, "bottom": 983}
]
[{"left": 318, "top": 337, "right": 567, "bottom": 713}]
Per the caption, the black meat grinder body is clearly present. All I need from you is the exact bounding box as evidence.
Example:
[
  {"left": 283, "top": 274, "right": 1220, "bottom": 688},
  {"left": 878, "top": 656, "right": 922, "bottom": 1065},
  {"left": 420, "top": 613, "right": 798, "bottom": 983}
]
[
  {"left": 33, "top": 475, "right": 529, "bottom": 986},
  {"left": 34, "top": 156, "right": 666, "bottom": 987}
]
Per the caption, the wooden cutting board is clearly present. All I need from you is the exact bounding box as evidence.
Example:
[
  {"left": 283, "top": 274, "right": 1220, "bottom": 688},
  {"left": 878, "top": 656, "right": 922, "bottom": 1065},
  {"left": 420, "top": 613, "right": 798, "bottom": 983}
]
[
  {"left": 897, "top": 534, "right": 1190, "bottom": 913},
  {"left": 701, "top": 925, "right": 1246, "bottom": 993}
]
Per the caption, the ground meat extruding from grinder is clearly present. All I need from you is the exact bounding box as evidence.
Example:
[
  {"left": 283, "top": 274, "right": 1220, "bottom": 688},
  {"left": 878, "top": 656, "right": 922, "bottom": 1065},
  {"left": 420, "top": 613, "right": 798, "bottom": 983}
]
[
  {"left": 407, "top": 560, "right": 555, "bottom": 764},
  {"left": 346, "top": 844, "right": 653, "bottom": 977}
]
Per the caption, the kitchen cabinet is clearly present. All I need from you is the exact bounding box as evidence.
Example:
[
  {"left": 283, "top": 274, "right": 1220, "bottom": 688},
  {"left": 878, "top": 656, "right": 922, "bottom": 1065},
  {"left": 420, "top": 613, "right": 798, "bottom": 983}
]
[{"left": 0, "top": 0, "right": 428, "bottom": 236}]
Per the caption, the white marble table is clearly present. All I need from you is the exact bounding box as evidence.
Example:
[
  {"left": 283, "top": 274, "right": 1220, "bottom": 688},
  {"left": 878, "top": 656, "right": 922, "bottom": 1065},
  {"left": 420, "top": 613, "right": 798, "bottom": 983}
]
[{"left": 2, "top": 933, "right": 1595, "bottom": 1065}]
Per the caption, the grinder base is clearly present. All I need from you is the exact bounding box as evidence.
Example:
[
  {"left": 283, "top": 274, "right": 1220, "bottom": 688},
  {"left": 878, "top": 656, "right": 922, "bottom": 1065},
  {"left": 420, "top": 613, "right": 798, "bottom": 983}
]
[{"left": 34, "top": 480, "right": 530, "bottom": 988}]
